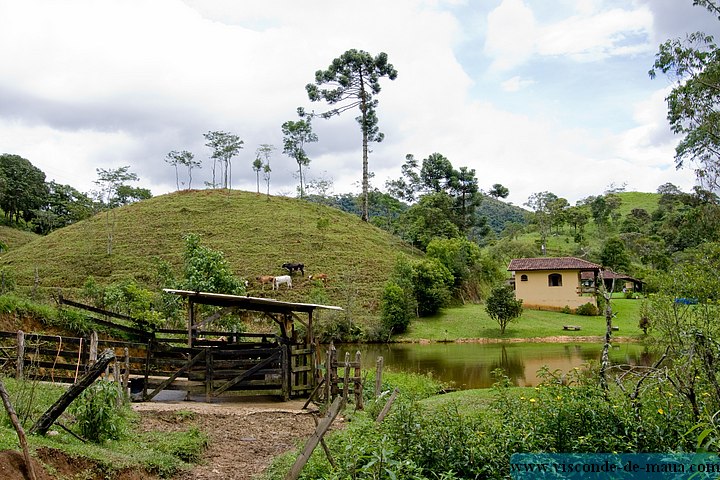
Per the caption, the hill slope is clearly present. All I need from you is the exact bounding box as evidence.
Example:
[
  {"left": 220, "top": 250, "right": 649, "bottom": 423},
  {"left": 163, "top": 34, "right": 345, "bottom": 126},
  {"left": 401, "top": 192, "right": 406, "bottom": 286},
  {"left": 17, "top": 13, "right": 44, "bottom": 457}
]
[
  {"left": 0, "top": 225, "right": 40, "bottom": 250},
  {"left": 0, "top": 190, "right": 422, "bottom": 324}
]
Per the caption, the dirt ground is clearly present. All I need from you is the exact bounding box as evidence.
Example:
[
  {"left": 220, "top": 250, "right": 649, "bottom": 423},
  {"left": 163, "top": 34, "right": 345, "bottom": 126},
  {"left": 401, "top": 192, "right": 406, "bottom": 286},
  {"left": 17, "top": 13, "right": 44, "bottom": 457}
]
[
  {"left": 133, "top": 395, "right": 322, "bottom": 480},
  {"left": 0, "top": 395, "right": 323, "bottom": 480}
]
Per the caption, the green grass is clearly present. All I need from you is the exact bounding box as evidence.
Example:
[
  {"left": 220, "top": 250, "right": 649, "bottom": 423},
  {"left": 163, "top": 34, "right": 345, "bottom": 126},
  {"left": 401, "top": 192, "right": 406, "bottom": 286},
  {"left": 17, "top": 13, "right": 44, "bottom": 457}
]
[
  {"left": 395, "top": 298, "right": 644, "bottom": 341},
  {"left": 0, "top": 190, "right": 423, "bottom": 326},
  {"left": 0, "top": 377, "right": 205, "bottom": 478}
]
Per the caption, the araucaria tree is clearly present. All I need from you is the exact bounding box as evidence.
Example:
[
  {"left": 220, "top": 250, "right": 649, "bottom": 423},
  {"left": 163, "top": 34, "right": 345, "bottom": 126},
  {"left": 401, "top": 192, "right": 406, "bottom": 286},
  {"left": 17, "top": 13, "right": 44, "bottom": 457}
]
[
  {"left": 282, "top": 111, "right": 317, "bottom": 198},
  {"left": 649, "top": 1, "right": 720, "bottom": 190},
  {"left": 203, "top": 130, "right": 243, "bottom": 189},
  {"left": 306, "top": 49, "right": 397, "bottom": 221}
]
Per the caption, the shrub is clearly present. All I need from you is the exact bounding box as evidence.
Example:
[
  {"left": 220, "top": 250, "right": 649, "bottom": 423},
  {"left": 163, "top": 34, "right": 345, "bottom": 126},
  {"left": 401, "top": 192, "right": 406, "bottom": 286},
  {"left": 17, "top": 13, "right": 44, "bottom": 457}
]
[
  {"left": 70, "top": 380, "right": 130, "bottom": 443},
  {"left": 485, "top": 284, "right": 523, "bottom": 334},
  {"left": 575, "top": 302, "right": 599, "bottom": 316},
  {"left": 560, "top": 305, "right": 572, "bottom": 314},
  {"left": 380, "top": 282, "right": 413, "bottom": 336},
  {"left": 412, "top": 259, "right": 453, "bottom": 317}
]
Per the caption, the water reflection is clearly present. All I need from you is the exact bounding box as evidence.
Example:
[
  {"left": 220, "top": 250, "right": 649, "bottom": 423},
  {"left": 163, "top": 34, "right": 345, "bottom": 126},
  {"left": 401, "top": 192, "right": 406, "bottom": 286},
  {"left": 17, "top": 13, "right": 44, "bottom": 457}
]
[{"left": 332, "top": 342, "right": 651, "bottom": 390}]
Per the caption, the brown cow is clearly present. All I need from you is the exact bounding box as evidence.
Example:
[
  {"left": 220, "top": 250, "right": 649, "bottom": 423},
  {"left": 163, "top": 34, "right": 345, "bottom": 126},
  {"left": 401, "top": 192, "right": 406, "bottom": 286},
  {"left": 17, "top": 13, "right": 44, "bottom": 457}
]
[
  {"left": 308, "top": 273, "right": 329, "bottom": 285},
  {"left": 255, "top": 275, "right": 275, "bottom": 290}
]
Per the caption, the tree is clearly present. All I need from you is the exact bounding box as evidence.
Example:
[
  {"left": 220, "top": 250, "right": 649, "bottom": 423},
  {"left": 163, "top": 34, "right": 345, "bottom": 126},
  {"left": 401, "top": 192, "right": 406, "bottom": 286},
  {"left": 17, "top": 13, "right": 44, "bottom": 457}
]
[
  {"left": 33, "top": 181, "right": 93, "bottom": 234},
  {"left": 485, "top": 284, "right": 523, "bottom": 334},
  {"left": 166, "top": 150, "right": 200, "bottom": 190},
  {"left": 254, "top": 144, "right": 274, "bottom": 195},
  {"left": 306, "top": 49, "right": 397, "bottom": 222},
  {"left": 0, "top": 154, "right": 48, "bottom": 224},
  {"left": 182, "top": 233, "right": 246, "bottom": 295},
  {"left": 649, "top": 2, "right": 720, "bottom": 190},
  {"left": 93, "top": 166, "right": 145, "bottom": 254},
  {"left": 282, "top": 112, "right": 317, "bottom": 198},
  {"left": 524, "top": 191, "right": 557, "bottom": 255},
  {"left": 412, "top": 258, "right": 453, "bottom": 317},
  {"left": 448, "top": 165, "right": 482, "bottom": 235},
  {"left": 203, "top": 131, "right": 243, "bottom": 189},
  {"left": 600, "top": 236, "right": 631, "bottom": 273},
  {"left": 488, "top": 183, "right": 510, "bottom": 199},
  {"left": 164, "top": 150, "right": 181, "bottom": 191}
]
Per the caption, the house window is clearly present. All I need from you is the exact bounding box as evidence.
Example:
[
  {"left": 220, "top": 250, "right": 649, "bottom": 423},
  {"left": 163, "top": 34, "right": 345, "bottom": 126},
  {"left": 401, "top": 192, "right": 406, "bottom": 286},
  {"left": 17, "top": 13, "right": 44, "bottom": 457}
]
[
  {"left": 548, "top": 273, "right": 562, "bottom": 287},
  {"left": 520, "top": 274, "right": 528, "bottom": 282}
]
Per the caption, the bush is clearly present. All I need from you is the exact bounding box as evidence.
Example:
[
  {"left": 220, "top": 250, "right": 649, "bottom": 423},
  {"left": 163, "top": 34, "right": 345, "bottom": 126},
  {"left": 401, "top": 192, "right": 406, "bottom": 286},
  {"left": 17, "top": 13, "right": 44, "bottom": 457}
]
[
  {"left": 381, "top": 282, "right": 413, "bottom": 336},
  {"left": 560, "top": 305, "right": 572, "bottom": 314},
  {"left": 70, "top": 380, "right": 130, "bottom": 443},
  {"left": 412, "top": 259, "right": 453, "bottom": 317},
  {"left": 575, "top": 302, "right": 599, "bottom": 316}
]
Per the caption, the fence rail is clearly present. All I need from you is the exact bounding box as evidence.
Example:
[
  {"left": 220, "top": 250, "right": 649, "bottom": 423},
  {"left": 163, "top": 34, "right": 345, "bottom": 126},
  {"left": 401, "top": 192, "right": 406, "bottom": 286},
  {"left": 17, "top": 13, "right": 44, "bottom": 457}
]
[{"left": 0, "top": 330, "right": 314, "bottom": 401}]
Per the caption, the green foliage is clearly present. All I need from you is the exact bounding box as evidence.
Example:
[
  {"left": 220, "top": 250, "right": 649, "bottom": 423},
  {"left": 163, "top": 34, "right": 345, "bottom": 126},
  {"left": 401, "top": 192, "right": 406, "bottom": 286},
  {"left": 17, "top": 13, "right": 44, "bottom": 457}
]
[
  {"left": 380, "top": 282, "right": 412, "bottom": 336},
  {"left": 70, "top": 380, "right": 130, "bottom": 443},
  {"left": 412, "top": 258, "right": 453, "bottom": 317},
  {"left": 203, "top": 130, "right": 243, "bottom": 189},
  {"left": 144, "top": 426, "right": 208, "bottom": 463},
  {"left": 181, "top": 233, "right": 246, "bottom": 295},
  {"left": 650, "top": 9, "right": 720, "bottom": 189},
  {"left": 485, "top": 284, "right": 523, "bottom": 334},
  {"left": 575, "top": 302, "right": 599, "bottom": 316},
  {"left": 600, "top": 236, "right": 631, "bottom": 272},
  {"left": 0, "top": 154, "right": 48, "bottom": 225},
  {"left": 282, "top": 111, "right": 318, "bottom": 198}
]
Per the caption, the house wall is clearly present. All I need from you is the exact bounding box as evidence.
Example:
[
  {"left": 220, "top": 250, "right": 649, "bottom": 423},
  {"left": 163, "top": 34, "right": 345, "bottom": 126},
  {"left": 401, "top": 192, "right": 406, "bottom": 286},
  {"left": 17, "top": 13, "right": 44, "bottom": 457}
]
[{"left": 514, "top": 269, "right": 597, "bottom": 310}]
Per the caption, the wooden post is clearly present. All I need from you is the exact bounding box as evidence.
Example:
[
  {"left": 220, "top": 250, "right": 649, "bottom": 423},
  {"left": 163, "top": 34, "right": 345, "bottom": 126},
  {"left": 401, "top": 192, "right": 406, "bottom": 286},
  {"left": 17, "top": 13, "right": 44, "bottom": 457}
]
[
  {"left": 285, "top": 396, "right": 343, "bottom": 480},
  {"left": 342, "top": 352, "right": 350, "bottom": 405},
  {"left": 330, "top": 343, "right": 338, "bottom": 398},
  {"left": 89, "top": 331, "right": 98, "bottom": 366},
  {"left": 205, "top": 348, "right": 213, "bottom": 403},
  {"left": 376, "top": 387, "right": 399, "bottom": 423},
  {"left": 16, "top": 330, "right": 24, "bottom": 381},
  {"left": 354, "top": 351, "right": 363, "bottom": 410},
  {"left": 0, "top": 378, "right": 37, "bottom": 480},
  {"left": 324, "top": 345, "right": 332, "bottom": 406},
  {"left": 123, "top": 347, "right": 130, "bottom": 401},
  {"left": 143, "top": 338, "right": 153, "bottom": 400},
  {"left": 31, "top": 348, "right": 116, "bottom": 436},
  {"left": 282, "top": 344, "right": 290, "bottom": 401},
  {"left": 375, "top": 356, "right": 384, "bottom": 397}
]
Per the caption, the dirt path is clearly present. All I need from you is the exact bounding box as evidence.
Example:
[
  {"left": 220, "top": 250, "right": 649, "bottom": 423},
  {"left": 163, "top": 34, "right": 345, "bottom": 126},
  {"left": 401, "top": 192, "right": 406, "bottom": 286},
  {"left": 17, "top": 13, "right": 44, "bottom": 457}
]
[{"left": 132, "top": 395, "right": 321, "bottom": 480}]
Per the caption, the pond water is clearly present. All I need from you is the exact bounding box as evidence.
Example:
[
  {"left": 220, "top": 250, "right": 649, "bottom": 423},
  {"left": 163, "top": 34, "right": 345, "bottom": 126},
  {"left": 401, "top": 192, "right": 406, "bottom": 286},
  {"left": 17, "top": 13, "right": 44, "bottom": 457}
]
[{"left": 331, "top": 342, "right": 652, "bottom": 390}]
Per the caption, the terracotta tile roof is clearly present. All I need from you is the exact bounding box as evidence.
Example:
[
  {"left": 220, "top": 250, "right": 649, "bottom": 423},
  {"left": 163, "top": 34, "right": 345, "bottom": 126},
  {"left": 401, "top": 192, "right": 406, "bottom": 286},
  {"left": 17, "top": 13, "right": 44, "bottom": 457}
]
[
  {"left": 507, "top": 257, "right": 601, "bottom": 272},
  {"left": 580, "top": 269, "right": 642, "bottom": 283}
]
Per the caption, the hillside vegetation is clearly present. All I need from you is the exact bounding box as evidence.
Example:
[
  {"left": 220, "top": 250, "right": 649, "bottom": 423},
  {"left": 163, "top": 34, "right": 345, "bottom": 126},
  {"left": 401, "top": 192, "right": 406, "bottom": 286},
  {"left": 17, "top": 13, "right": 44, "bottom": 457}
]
[
  {"left": 0, "top": 189, "right": 422, "bottom": 325},
  {"left": 0, "top": 225, "right": 40, "bottom": 250}
]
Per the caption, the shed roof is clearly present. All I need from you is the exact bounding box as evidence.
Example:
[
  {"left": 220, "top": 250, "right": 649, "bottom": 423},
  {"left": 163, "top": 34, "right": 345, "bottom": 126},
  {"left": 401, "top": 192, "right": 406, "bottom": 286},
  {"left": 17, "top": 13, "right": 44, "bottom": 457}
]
[
  {"left": 163, "top": 289, "right": 343, "bottom": 315},
  {"left": 507, "top": 257, "right": 601, "bottom": 272}
]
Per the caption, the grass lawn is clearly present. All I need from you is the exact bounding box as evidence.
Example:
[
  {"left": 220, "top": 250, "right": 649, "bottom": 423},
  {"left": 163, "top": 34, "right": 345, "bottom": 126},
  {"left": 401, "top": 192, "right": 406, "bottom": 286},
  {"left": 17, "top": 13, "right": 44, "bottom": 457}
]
[{"left": 395, "top": 298, "right": 644, "bottom": 342}]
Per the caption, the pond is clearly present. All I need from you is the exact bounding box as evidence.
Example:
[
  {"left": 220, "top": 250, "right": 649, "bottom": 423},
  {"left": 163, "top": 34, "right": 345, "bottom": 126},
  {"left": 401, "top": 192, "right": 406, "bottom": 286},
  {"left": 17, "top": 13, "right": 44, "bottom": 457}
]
[{"left": 331, "top": 341, "right": 652, "bottom": 390}]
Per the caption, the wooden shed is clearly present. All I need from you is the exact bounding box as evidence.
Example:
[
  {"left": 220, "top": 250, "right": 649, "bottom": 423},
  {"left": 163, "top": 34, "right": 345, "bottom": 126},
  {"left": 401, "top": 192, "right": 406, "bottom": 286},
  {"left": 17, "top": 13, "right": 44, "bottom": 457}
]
[{"left": 155, "top": 289, "right": 343, "bottom": 401}]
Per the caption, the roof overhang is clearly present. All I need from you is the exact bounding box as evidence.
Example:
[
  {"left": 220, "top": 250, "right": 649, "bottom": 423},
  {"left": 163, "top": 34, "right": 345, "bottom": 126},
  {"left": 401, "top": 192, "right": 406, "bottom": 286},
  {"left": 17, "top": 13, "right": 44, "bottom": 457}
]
[{"left": 163, "top": 289, "right": 343, "bottom": 315}]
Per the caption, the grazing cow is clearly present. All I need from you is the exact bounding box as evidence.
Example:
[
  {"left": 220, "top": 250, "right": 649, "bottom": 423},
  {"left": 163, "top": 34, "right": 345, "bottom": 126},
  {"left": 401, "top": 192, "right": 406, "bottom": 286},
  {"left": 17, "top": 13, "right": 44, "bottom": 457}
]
[
  {"left": 273, "top": 275, "right": 293, "bottom": 290},
  {"left": 282, "top": 262, "right": 305, "bottom": 276},
  {"left": 255, "top": 275, "right": 275, "bottom": 290},
  {"left": 308, "top": 273, "right": 329, "bottom": 285}
]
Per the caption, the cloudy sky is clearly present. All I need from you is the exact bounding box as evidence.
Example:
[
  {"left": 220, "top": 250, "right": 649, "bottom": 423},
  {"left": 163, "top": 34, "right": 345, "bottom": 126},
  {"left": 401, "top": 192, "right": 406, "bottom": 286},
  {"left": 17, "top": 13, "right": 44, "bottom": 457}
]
[{"left": 1, "top": 0, "right": 718, "bottom": 207}]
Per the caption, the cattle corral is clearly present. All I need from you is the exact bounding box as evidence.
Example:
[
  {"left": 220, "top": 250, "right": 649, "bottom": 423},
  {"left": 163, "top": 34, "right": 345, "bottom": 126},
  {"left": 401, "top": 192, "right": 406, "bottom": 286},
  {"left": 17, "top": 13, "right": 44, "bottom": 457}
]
[{"left": 0, "top": 290, "right": 343, "bottom": 403}]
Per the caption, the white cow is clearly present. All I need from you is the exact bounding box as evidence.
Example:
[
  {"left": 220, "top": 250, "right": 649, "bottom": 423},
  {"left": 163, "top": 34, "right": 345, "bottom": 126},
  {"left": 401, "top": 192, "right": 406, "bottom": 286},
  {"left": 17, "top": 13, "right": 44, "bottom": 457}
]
[{"left": 273, "top": 275, "right": 293, "bottom": 290}]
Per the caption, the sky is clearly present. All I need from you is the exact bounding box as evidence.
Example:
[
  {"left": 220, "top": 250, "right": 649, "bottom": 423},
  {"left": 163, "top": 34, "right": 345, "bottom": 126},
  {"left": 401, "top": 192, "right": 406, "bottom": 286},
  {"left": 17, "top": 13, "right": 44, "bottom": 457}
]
[{"left": 1, "top": 0, "right": 718, "bottom": 207}]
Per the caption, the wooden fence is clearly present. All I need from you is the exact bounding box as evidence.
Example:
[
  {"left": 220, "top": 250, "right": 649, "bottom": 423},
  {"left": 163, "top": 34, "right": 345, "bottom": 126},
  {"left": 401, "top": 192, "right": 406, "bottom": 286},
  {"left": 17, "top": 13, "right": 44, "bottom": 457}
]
[{"left": 0, "top": 330, "right": 315, "bottom": 401}]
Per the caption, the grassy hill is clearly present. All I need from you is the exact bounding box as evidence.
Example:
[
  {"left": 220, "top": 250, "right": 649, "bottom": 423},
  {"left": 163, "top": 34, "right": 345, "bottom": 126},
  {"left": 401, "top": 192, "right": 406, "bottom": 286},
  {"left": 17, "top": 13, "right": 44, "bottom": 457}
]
[
  {"left": 0, "top": 189, "right": 423, "bottom": 326},
  {"left": 512, "top": 191, "right": 661, "bottom": 259},
  {"left": 0, "top": 225, "right": 40, "bottom": 250}
]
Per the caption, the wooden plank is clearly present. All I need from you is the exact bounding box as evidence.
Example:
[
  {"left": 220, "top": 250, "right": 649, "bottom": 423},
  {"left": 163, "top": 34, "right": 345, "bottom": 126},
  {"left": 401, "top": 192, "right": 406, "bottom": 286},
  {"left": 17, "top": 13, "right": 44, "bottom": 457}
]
[
  {"left": 285, "top": 396, "right": 343, "bottom": 480},
  {"left": 212, "top": 350, "right": 281, "bottom": 396},
  {"left": 376, "top": 388, "right": 399, "bottom": 423},
  {"left": 143, "top": 349, "right": 207, "bottom": 401}
]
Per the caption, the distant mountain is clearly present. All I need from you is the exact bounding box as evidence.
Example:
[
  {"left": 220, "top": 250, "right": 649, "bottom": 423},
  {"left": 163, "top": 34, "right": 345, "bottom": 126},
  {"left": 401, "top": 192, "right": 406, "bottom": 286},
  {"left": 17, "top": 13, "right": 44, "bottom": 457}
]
[{"left": 477, "top": 195, "right": 528, "bottom": 234}]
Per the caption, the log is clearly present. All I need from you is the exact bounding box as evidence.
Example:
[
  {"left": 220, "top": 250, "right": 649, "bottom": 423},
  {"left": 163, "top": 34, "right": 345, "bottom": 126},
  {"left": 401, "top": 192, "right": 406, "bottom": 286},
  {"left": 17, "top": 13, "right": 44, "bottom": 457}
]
[
  {"left": 16, "top": 330, "right": 24, "bottom": 381},
  {"left": 376, "top": 387, "right": 399, "bottom": 423},
  {"left": 30, "top": 348, "right": 116, "bottom": 436},
  {"left": 285, "top": 396, "right": 343, "bottom": 480},
  {"left": 375, "top": 356, "right": 384, "bottom": 397},
  {"left": 0, "top": 378, "right": 37, "bottom": 480}
]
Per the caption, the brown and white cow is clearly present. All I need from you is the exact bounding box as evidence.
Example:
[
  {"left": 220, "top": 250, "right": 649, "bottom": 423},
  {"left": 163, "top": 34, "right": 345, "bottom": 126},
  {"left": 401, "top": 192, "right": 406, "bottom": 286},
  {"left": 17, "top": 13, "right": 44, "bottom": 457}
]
[{"left": 255, "top": 275, "right": 275, "bottom": 290}]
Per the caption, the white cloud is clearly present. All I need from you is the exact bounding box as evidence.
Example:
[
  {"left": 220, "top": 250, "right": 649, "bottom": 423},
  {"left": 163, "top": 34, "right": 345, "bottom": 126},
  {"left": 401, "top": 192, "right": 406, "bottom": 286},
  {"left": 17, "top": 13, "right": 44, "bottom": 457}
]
[
  {"left": 484, "top": 0, "right": 653, "bottom": 71},
  {"left": 501, "top": 76, "right": 536, "bottom": 92}
]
